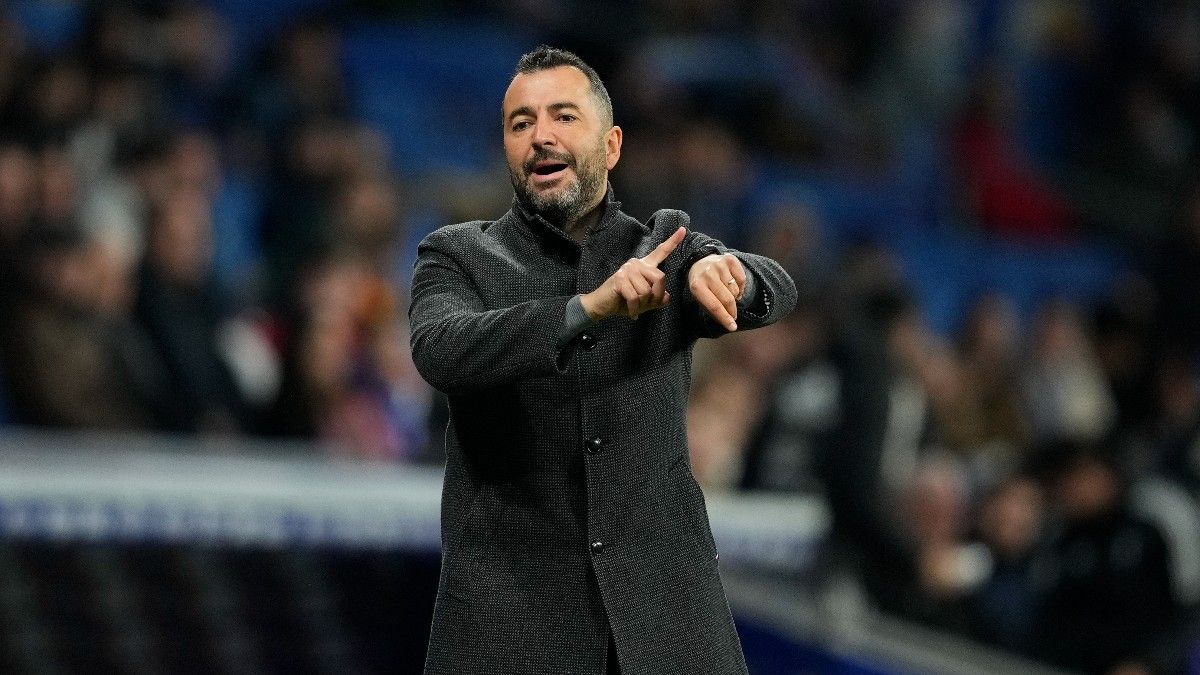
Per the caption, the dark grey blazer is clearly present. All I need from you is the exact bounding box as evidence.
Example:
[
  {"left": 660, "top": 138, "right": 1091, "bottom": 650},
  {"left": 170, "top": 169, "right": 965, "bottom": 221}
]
[{"left": 409, "top": 189, "right": 797, "bottom": 674}]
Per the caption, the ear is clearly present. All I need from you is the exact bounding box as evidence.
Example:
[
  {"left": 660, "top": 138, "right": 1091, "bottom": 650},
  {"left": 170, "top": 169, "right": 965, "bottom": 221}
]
[{"left": 604, "top": 125, "right": 622, "bottom": 171}]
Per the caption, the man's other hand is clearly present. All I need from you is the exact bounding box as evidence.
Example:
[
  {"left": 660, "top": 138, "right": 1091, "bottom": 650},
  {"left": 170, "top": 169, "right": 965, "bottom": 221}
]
[
  {"left": 687, "top": 253, "right": 745, "bottom": 332},
  {"left": 580, "top": 226, "right": 686, "bottom": 320}
]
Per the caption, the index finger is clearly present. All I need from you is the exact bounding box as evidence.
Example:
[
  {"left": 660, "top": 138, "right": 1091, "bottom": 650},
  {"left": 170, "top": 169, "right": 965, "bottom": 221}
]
[
  {"left": 641, "top": 226, "right": 686, "bottom": 267},
  {"left": 694, "top": 285, "right": 738, "bottom": 332}
]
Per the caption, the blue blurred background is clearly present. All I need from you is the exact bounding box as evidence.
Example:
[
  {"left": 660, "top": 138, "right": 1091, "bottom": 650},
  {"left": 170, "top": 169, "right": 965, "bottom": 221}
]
[{"left": 1, "top": 0, "right": 1199, "bottom": 673}]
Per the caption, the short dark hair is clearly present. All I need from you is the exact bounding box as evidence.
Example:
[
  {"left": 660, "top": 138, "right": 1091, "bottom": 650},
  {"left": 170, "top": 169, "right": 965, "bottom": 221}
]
[{"left": 513, "top": 45, "right": 613, "bottom": 126}]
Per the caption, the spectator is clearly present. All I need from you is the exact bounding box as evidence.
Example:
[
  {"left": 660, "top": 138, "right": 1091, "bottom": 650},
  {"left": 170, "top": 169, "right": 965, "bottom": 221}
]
[
  {"left": 160, "top": 3, "right": 233, "bottom": 127},
  {"left": 1034, "top": 448, "right": 1178, "bottom": 674},
  {"left": 900, "top": 457, "right": 983, "bottom": 632},
  {"left": 955, "top": 293, "right": 1029, "bottom": 468},
  {"left": 748, "top": 198, "right": 830, "bottom": 296},
  {"left": 2, "top": 224, "right": 168, "bottom": 429},
  {"left": 0, "top": 143, "right": 39, "bottom": 316},
  {"left": 231, "top": 16, "right": 351, "bottom": 162},
  {"left": 817, "top": 280, "right": 929, "bottom": 616},
  {"left": 1153, "top": 184, "right": 1200, "bottom": 357},
  {"left": 135, "top": 186, "right": 244, "bottom": 434},
  {"left": 1147, "top": 354, "right": 1200, "bottom": 494},
  {"left": 967, "top": 475, "right": 1046, "bottom": 656},
  {"left": 260, "top": 118, "right": 388, "bottom": 304},
  {"left": 265, "top": 251, "right": 429, "bottom": 460},
  {"left": 738, "top": 297, "right": 832, "bottom": 494},
  {"left": 688, "top": 315, "right": 806, "bottom": 490},
  {"left": 1092, "top": 278, "right": 1159, "bottom": 435},
  {"left": 1022, "top": 299, "right": 1117, "bottom": 445}
]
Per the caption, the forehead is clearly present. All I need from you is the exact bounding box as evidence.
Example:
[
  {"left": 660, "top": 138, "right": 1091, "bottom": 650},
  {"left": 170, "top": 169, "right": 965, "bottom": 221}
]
[{"left": 503, "top": 66, "right": 595, "bottom": 115}]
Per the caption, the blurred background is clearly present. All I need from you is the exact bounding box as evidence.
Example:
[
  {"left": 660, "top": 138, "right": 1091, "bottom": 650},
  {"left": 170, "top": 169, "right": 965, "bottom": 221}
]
[{"left": 0, "top": 0, "right": 1198, "bottom": 673}]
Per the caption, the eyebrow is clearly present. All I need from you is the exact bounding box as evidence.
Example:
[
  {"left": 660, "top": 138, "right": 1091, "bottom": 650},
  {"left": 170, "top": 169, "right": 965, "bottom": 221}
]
[{"left": 506, "top": 101, "right": 583, "bottom": 124}]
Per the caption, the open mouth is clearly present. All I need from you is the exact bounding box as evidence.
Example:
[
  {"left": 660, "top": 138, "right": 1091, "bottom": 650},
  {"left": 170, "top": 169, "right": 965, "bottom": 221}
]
[
  {"left": 532, "top": 162, "right": 569, "bottom": 178},
  {"left": 527, "top": 154, "right": 573, "bottom": 185}
]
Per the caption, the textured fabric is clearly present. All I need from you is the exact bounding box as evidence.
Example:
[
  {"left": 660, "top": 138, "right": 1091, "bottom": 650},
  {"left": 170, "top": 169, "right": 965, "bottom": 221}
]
[{"left": 409, "top": 188, "right": 797, "bottom": 675}]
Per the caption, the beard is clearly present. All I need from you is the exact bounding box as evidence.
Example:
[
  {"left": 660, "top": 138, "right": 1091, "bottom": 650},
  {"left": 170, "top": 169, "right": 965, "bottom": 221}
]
[{"left": 509, "top": 142, "right": 606, "bottom": 227}]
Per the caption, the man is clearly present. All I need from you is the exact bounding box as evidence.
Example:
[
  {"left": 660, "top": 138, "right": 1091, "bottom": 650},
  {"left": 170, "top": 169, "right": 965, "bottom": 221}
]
[{"left": 409, "top": 46, "right": 797, "bottom": 675}]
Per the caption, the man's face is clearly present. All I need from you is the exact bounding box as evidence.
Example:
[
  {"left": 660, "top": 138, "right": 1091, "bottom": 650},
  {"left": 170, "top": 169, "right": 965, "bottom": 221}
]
[{"left": 502, "top": 66, "right": 621, "bottom": 224}]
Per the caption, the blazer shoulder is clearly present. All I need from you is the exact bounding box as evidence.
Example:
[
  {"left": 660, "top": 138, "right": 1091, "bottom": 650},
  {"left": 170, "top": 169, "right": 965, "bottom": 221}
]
[
  {"left": 645, "top": 208, "right": 691, "bottom": 235},
  {"left": 628, "top": 208, "right": 697, "bottom": 261},
  {"left": 645, "top": 208, "right": 725, "bottom": 251},
  {"left": 644, "top": 208, "right": 730, "bottom": 261},
  {"left": 417, "top": 220, "right": 493, "bottom": 254}
]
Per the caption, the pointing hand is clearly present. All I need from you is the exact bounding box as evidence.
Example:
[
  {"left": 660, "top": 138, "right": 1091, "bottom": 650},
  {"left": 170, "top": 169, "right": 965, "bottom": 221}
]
[
  {"left": 580, "top": 226, "right": 687, "bottom": 320},
  {"left": 686, "top": 252, "right": 745, "bottom": 332}
]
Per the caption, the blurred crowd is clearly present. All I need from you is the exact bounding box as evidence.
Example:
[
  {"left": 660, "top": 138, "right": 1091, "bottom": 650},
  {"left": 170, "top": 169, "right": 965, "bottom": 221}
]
[
  {"left": 1, "top": 1, "right": 1199, "bottom": 673},
  {"left": 0, "top": 1, "right": 433, "bottom": 458}
]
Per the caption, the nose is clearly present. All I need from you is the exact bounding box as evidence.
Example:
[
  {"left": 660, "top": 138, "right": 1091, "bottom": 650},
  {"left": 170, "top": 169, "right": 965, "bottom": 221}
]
[{"left": 532, "top": 116, "right": 556, "bottom": 148}]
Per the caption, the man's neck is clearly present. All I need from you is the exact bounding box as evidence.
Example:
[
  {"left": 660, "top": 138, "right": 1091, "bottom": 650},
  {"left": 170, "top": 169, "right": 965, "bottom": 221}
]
[{"left": 563, "top": 195, "right": 605, "bottom": 244}]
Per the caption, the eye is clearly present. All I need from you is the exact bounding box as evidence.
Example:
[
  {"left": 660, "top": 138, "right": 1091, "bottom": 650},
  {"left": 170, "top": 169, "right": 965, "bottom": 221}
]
[
  {"left": 558, "top": 114, "right": 577, "bottom": 123},
  {"left": 511, "top": 120, "right": 532, "bottom": 132}
]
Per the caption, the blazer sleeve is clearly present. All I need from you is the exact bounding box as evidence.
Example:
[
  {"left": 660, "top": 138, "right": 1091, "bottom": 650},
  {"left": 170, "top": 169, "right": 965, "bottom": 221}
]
[
  {"left": 666, "top": 215, "right": 798, "bottom": 339},
  {"left": 408, "top": 228, "right": 574, "bottom": 395}
]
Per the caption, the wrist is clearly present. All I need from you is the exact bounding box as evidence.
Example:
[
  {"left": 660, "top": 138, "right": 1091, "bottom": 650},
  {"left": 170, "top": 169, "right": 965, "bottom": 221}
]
[
  {"left": 683, "top": 244, "right": 723, "bottom": 273},
  {"left": 579, "top": 291, "right": 606, "bottom": 320}
]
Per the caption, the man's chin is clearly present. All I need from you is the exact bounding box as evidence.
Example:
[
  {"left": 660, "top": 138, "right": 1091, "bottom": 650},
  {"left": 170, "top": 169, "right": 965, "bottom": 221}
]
[
  {"left": 528, "top": 175, "right": 575, "bottom": 197},
  {"left": 526, "top": 184, "right": 576, "bottom": 207}
]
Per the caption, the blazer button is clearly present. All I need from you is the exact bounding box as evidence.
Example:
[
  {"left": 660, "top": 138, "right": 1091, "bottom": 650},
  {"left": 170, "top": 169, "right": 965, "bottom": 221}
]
[
  {"left": 584, "top": 437, "right": 604, "bottom": 454},
  {"left": 590, "top": 540, "right": 605, "bottom": 555},
  {"left": 580, "top": 332, "right": 597, "bottom": 350}
]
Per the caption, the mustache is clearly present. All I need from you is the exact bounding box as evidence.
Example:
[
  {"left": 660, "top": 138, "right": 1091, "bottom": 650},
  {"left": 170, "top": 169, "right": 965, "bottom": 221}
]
[{"left": 523, "top": 148, "right": 575, "bottom": 176}]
